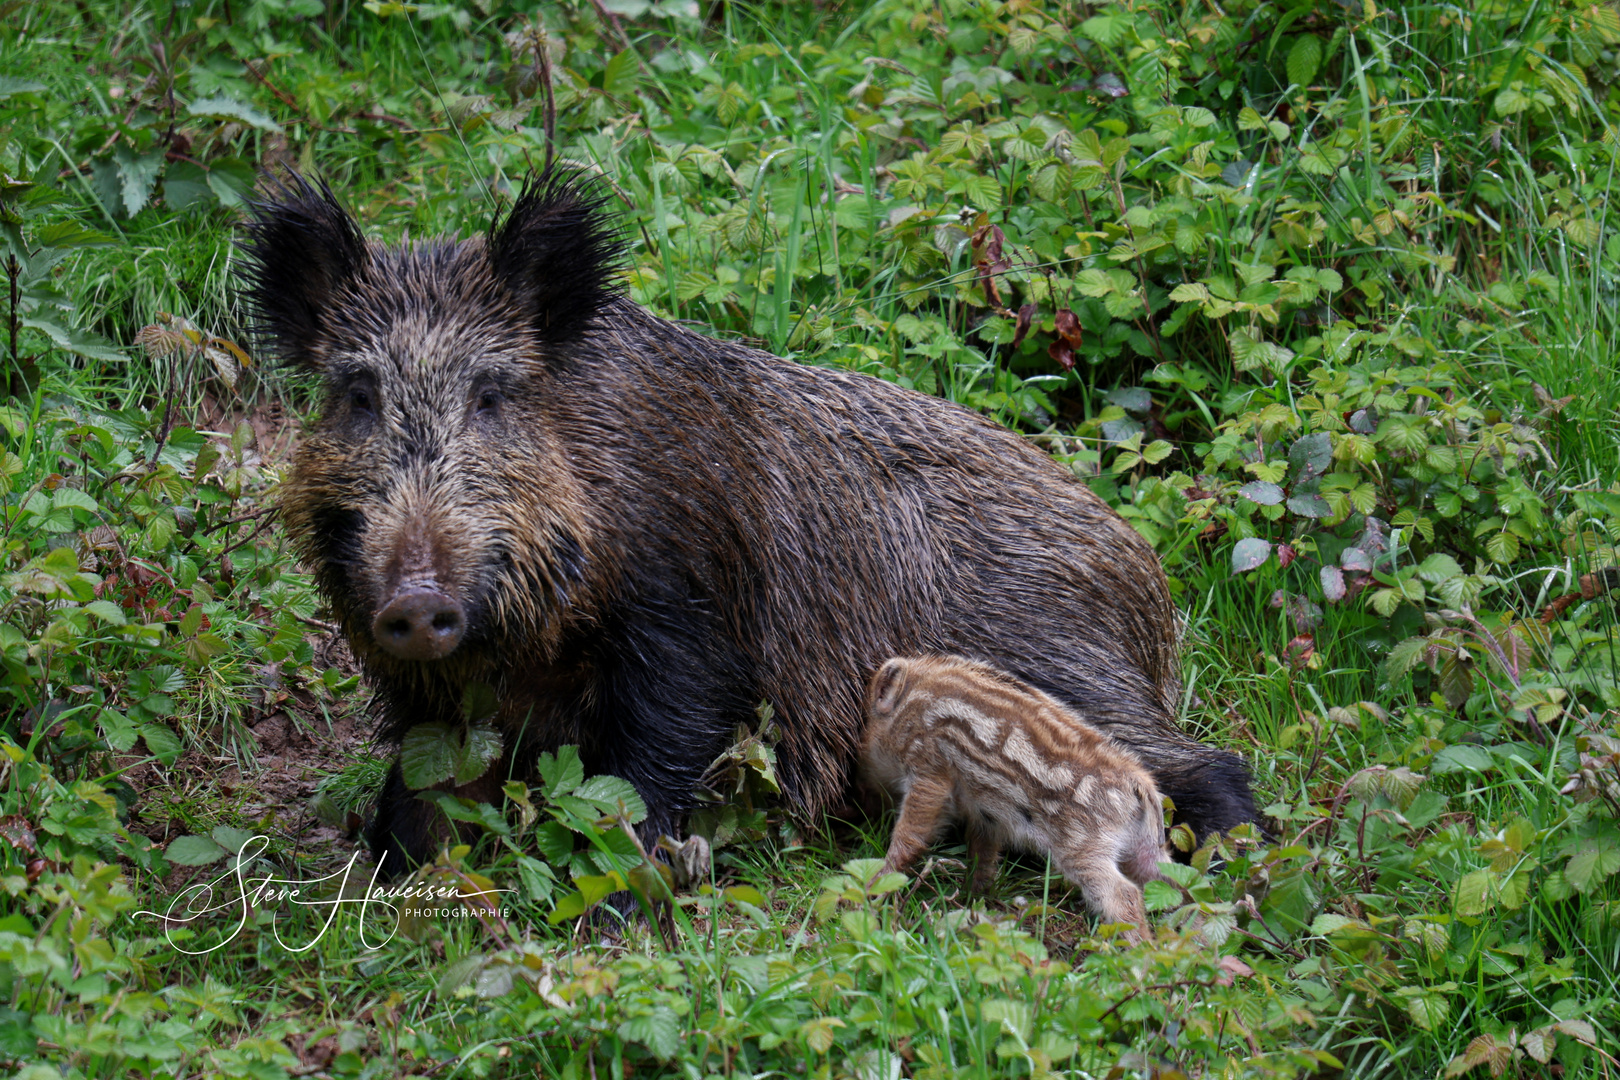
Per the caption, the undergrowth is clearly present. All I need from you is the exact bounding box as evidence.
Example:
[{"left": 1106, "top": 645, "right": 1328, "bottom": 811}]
[{"left": 0, "top": 0, "right": 1618, "bottom": 1076}]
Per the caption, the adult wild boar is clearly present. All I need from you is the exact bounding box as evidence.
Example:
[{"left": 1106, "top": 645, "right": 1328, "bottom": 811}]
[{"left": 241, "top": 171, "right": 1255, "bottom": 874}]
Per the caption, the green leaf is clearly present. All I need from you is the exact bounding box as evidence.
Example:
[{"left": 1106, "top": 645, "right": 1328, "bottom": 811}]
[
  {"left": 165, "top": 834, "right": 228, "bottom": 866},
  {"left": 452, "top": 724, "right": 503, "bottom": 785},
  {"left": 212, "top": 826, "right": 259, "bottom": 859},
  {"left": 114, "top": 147, "right": 164, "bottom": 217},
  {"left": 1287, "top": 34, "right": 1322, "bottom": 87},
  {"left": 188, "top": 95, "right": 283, "bottom": 132},
  {"left": 1453, "top": 868, "right": 1493, "bottom": 916},
  {"left": 461, "top": 680, "right": 498, "bottom": 724},
  {"left": 537, "top": 745, "right": 585, "bottom": 797},
  {"left": 1564, "top": 838, "right": 1620, "bottom": 892},
  {"left": 1288, "top": 432, "right": 1333, "bottom": 480},
  {"left": 400, "top": 722, "right": 457, "bottom": 788},
  {"left": 574, "top": 774, "right": 649, "bottom": 824},
  {"left": 618, "top": 1007, "right": 683, "bottom": 1060},
  {"left": 1232, "top": 537, "right": 1272, "bottom": 572},
  {"left": 1403, "top": 989, "right": 1450, "bottom": 1032},
  {"left": 82, "top": 600, "right": 127, "bottom": 625},
  {"left": 1431, "top": 744, "right": 1494, "bottom": 774},
  {"left": 1417, "top": 553, "right": 1463, "bottom": 584},
  {"left": 19, "top": 315, "right": 125, "bottom": 362},
  {"left": 162, "top": 162, "right": 216, "bottom": 213},
  {"left": 141, "top": 724, "right": 183, "bottom": 765},
  {"left": 1238, "top": 481, "right": 1285, "bottom": 505},
  {"left": 0, "top": 78, "right": 46, "bottom": 98},
  {"left": 601, "top": 49, "right": 640, "bottom": 95},
  {"left": 33, "top": 222, "right": 116, "bottom": 248}
]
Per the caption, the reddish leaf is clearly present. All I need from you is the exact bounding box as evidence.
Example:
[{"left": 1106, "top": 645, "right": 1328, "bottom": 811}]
[
  {"left": 1053, "top": 307, "right": 1083, "bottom": 348},
  {"left": 1284, "top": 633, "right": 1315, "bottom": 669},
  {"left": 0, "top": 816, "right": 38, "bottom": 855},
  {"left": 1048, "top": 340, "right": 1075, "bottom": 370},
  {"left": 972, "top": 223, "right": 1012, "bottom": 311},
  {"left": 1010, "top": 303, "right": 1038, "bottom": 350},
  {"left": 1276, "top": 543, "right": 1298, "bottom": 568}
]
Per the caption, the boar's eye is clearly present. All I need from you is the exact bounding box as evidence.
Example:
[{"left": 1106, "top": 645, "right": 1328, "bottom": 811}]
[
  {"left": 348, "top": 385, "right": 375, "bottom": 415},
  {"left": 474, "top": 385, "right": 504, "bottom": 418}
]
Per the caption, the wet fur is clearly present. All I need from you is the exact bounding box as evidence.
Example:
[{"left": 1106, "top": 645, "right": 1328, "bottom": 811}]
[{"left": 240, "top": 170, "right": 1257, "bottom": 875}]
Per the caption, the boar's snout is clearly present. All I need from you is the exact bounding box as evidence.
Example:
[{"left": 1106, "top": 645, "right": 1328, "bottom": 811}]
[{"left": 372, "top": 588, "right": 465, "bottom": 661}]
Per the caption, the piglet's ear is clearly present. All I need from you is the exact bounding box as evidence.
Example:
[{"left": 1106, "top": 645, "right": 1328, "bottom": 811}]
[
  {"left": 239, "top": 172, "right": 368, "bottom": 370},
  {"left": 488, "top": 168, "right": 625, "bottom": 345},
  {"left": 868, "top": 659, "right": 911, "bottom": 717}
]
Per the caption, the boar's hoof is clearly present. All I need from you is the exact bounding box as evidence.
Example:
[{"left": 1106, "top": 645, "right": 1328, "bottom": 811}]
[{"left": 373, "top": 589, "right": 465, "bottom": 660}]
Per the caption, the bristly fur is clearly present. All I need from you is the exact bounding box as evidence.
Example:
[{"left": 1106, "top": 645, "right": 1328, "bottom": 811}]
[
  {"left": 241, "top": 165, "right": 1258, "bottom": 878},
  {"left": 238, "top": 173, "right": 369, "bottom": 369},
  {"left": 487, "top": 170, "right": 627, "bottom": 347}
]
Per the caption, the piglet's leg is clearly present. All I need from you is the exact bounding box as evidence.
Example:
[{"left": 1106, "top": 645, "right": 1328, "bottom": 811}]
[
  {"left": 1073, "top": 854, "right": 1151, "bottom": 943},
  {"left": 965, "top": 816, "right": 1003, "bottom": 893},
  {"left": 883, "top": 775, "right": 952, "bottom": 875}
]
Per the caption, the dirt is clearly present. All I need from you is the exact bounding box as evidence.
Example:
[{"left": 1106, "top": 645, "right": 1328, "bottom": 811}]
[{"left": 124, "top": 397, "right": 383, "bottom": 880}]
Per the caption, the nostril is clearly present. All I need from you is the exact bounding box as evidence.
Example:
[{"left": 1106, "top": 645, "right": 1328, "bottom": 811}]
[{"left": 372, "top": 588, "right": 466, "bottom": 661}]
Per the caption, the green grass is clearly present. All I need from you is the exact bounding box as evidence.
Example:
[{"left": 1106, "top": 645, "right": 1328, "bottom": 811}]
[{"left": 1, "top": 0, "right": 1620, "bottom": 1076}]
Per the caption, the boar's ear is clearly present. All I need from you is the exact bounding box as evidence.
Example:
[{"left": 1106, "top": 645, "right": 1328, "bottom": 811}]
[
  {"left": 488, "top": 169, "right": 625, "bottom": 345},
  {"left": 239, "top": 172, "right": 368, "bottom": 371},
  {"left": 868, "top": 659, "right": 911, "bottom": 717}
]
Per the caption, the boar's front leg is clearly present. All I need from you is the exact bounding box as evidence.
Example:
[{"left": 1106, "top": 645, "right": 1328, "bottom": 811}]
[
  {"left": 366, "top": 750, "right": 512, "bottom": 878},
  {"left": 578, "top": 599, "right": 754, "bottom": 851}
]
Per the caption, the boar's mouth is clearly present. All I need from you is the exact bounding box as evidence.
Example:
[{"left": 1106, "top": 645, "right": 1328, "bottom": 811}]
[{"left": 372, "top": 586, "right": 466, "bottom": 661}]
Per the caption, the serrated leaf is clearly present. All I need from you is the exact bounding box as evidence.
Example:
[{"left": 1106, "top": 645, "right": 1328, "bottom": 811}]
[
  {"left": 1321, "top": 564, "right": 1346, "bottom": 601},
  {"left": 1453, "top": 868, "right": 1494, "bottom": 916},
  {"left": 82, "top": 600, "right": 128, "bottom": 625},
  {"left": 165, "top": 834, "right": 228, "bottom": 866},
  {"left": 1287, "top": 492, "right": 1332, "bottom": 518},
  {"left": 618, "top": 1007, "right": 683, "bottom": 1060},
  {"left": 1289, "top": 432, "right": 1333, "bottom": 479},
  {"left": 1417, "top": 553, "right": 1463, "bottom": 583},
  {"left": 1564, "top": 840, "right": 1620, "bottom": 892},
  {"left": 574, "top": 774, "right": 649, "bottom": 824},
  {"left": 1233, "top": 537, "right": 1272, "bottom": 572},
  {"left": 1340, "top": 546, "right": 1372, "bottom": 571},
  {"left": 1141, "top": 439, "right": 1172, "bottom": 464},
  {"left": 400, "top": 721, "right": 457, "bottom": 788},
  {"left": 1520, "top": 1028, "right": 1556, "bottom": 1064},
  {"left": 1405, "top": 991, "right": 1450, "bottom": 1032},
  {"left": 20, "top": 314, "right": 125, "bottom": 362},
  {"left": 114, "top": 147, "right": 163, "bottom": 217},
  {"left": 188, "top": 95, "right": 283, "bottom": 132},
  {"left": 1432, "top": 744, "right": 1494, "bottom": 774},
  {"left": 453, "top": 724, "right": 503, "bottom": 785},
  {"left": 437, "top": 953, "right": 485, "bottom": 997},
  {"left": 1238, "top": 481, "right": 1285, "bottom": 505},
  {"left": 537, "top": 745, "right": 585, "bottom": 797},
  {"left": 141, "top": 724, "right": 183, "bottom": 765},
  {"left": 1554, "top": 1020, "right": 1596, "bottom": 1045},
  {"left": 1287, "top": 34, "right": 1322, "bottom": 87},
  {"left": 212, "top": 826, "right": 258, "bottom": 859},
  {"left": 1106, "top": 386, "right": 1152, "bottom": 414}
]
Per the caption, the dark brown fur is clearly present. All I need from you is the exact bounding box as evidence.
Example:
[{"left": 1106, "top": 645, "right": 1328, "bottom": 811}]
[
  {"left": 240, "top": 171, "right": 1255, "bottom": 875},
  {"left": 861, "top": 655, "right": 1169, "bottom": 939}
]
